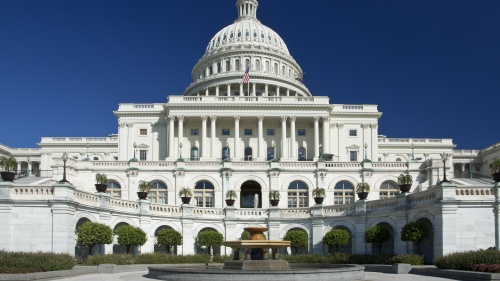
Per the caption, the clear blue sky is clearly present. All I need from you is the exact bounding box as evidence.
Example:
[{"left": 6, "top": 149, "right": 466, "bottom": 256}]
[{"left": 0, "top": 0, "right": 498, "bottom": 150}]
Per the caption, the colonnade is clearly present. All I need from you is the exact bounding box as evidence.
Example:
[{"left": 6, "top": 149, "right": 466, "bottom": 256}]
[
  {"left": 166, "top": 115, "right": 330, "bottom": 161},
  {"left": 195, "top": 82, "right": 302, "bottom": 98}
]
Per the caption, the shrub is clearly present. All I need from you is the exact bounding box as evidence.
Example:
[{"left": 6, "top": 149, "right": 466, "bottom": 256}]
[
  {"left": 282, "top": 253, "right": 423, "bottom": 265},
  {"left": 78, "top": 254, "right": 135, "bottom": 265},
  {"left": 77, "top": 253, "right": 230, "bottom": 265},
  {"left": 156, "top": 229, "right": 183, "bottom": 254},
  {"left": 435, "top": 249, "right": 500, "bottom": 271},
  {"left": 0, "top": 251, "right": 75, "bottom": 272},
  {"left": 76, "top": 222, "right": 113, "bottom": 256},
  {"left": 114, "top": 225, "right": 147, "bottom": 255},
  {"left": 471, "top": 264, "right": 500, "bottom": 273},
  {"left": 322, "top": 228, "right": 350, "bottom": 252},
  {"left": 401, "top": 222, "right": 429, "bottom": 254},
  {"left": 364, "top": 225, "right": 390, "bottom": 254},
  {"left": 196, "top": 230, "right": 223, "bottom": 256},
  {"left": 388, "top": 254, "right": 424, "bottom": 265},
  {"left": 283, "top": 230, "right": 308, "bottom": 255}
]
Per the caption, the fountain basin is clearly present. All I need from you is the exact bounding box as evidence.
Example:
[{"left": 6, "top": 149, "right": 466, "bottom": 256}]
[{"left": 147, "top": 263, "right": 365, "bottom": 281}]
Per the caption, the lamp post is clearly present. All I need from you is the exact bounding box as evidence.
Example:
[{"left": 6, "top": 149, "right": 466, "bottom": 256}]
[
  {"left": 411, "top": 144, "right": 415, "bottom": 161},
  {"left": 27, "top": 156, "right": 30, "bottom": 177},
  {"left": 319, "top": 143, "right": 323, "bottom": 161},
  {"left": 441, "top": 153, "right": 450, "bottom": 183},
  {"left": 364, "top": 143, "right": 368, "bottom": 161},
  {"left": 179, "top": 142, "right": 183, "bottom": 160},
  {"left": 59, "top": 152, "right": 69, "bottom": 183}
]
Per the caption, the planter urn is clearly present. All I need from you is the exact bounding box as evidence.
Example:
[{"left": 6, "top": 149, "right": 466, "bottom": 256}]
[
  {"left": 95, "top": 184, "right": 108, "bottom": 193},
  {"left": 357, "top": 192, "right": 368, "bottom": 200},
  {"left": 181, "top": 197, "right": 191, "bottom": 204},
  {"left": 399, "top": 184, "right": 412, "bottom": 193},
  {"left": 270, "top": 199, "right": 280, "bottom": 207},
  {"left": 493, "top": 173, "right": 500, "bottom": 183},
  {"left": 137, "top": 191, "right": 148, "bottom": 200},
  {"left": 314, "top": 197, "right": 324, "bottom": 204},
  {"left": 225, "top": 199, "right": 235, "bottom": 206},
  {"left": 1, "top": 171, "right": 16, "bottom": 182}
]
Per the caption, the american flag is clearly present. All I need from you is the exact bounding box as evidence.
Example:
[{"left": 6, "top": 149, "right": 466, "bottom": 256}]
[{"left": 242, "top": 66, "right": 250, "bottom": 83}]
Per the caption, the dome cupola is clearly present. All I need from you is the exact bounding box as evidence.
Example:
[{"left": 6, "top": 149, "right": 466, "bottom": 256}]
[{"left": 236, "top": 0, "right": 258, "bottom": 21}]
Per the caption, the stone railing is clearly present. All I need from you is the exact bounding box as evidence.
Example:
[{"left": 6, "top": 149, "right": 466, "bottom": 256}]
[
  {"left": 192, "top": 207, "right": 225, "bottom": 217},
  {"left": 167, "top": 95, "right": 330, "bottom": 105},
  {"left": 366, "top": 197, "right": 399, "bottom": 210},
  {"left": 149, "top": 204, "right": 182, "bottom": 216},
  {"left": 109, "top": 198, "right": 140, "bottom": 211},
  {"left": 455, "top": 186, "right": 495, "bottom": 197},
  {"left": 74, "top": 190, "right": 101, "bottom": 206},
  {"left": 325, "top": 163, "right": 362, "bottom": 168},
  {"left": 93, "top": 161, "right": 129, "bottom": 167},
  {"left": 280, "top": 208, "right": 311, "bottom": 218},
  {"left": 279, "top": 162, "right": 316, "bottom": 169},
  {"left": 323, "top": 204, "right": 355, "bottom": 216},
  {"left": 371, "top": 163, "right": 407, "bottom": 168},
  {"left": 12, "top": 186, "right": 53, "bottom": 199},
  {"left": 139, "top": 162, "right": 175, "bottom": 168},
  {"left": 235, "top": 209, "right": 268, "bottom": 219},
  {"left": 408, "top": 188, "right": 439, "bottom": 204}
]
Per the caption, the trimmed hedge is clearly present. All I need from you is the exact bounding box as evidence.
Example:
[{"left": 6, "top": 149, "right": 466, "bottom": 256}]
[
  {"left": 0, "top": 251, "right": 75, "bottom": 273},
  {"left": 283, "top": 253, "right": 424, "bottom": 265},
  {"left": 435, "top": 249, "right": 500, "bottom": 271},
  {"left": 77, "top": 254, "right": 232, "bottom": 265}
]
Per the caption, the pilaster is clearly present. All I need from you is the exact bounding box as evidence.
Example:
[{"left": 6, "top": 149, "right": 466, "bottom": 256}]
[
  {"left": 181, "top": 204, "right": 195, "bottom": 255},
  {"left": 50, "top": 182, "right": 76, "bottom": 254},
  {"left": 126, "top": 162, "right": 139, "bottom": 200},
  {"left": 311, "top": 204, "right": 324, "bottom": 254},
  {"left": 0, "top": 182, "right": 13, "bottom": 251},
  {"left": 354, "top": 200, "right": 367, "bottom": 254}
]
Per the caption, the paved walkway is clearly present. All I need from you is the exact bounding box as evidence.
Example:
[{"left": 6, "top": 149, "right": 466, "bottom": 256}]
[{"left": 54, "top": 270, "right": 459, "bottom": 281}]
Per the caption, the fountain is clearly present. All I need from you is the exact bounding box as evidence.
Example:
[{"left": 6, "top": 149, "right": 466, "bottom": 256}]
[{"left": 147, "top": 226, "right": 365, "bottom": 281}]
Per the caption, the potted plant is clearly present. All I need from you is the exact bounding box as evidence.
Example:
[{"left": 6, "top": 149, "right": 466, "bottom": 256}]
[
  {"left": 269, "top": 190, "right": 281, "bottom": 207},
  {"left": 490, "top": 159, "right": 500, "bottom": 182},
  {"left": 312, "top": 187, "right": 326, "bottom": 204},
  {"left": 225, "top": 189, "right": 237, "bottom": 206},
  {"left": 137, "top": 180, "right": 152, "bottom": 200},
  {"left": 0, "top": 156, "right": 17, "bottom": 182},
  {"left": 95, "top": 173, "right": 108, "bottom": 192},
  {"left": 178, "top": 187, "right": 192, "bottom": 204},
  {"left": 397, "top": 173, "right": 413, "bottom": 193},
  {"left": 356, "top": 182, "right": 370, "bottom": 200}
]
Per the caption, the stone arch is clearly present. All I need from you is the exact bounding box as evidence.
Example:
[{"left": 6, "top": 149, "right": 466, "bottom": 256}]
[
  {"left": 235, "top": 175, "right": 267, "bottom": 191},
  {"left": 187, "top": 175, "right": 221, "bottom": 190},
  {"left": 142, "top": 175, "right": 174, "bottom": 190},
  {"left": 367, "top": 221, "right": 395, "bottom": 255},
  {"left": 324, "top": 224, "right": 353, "bottom": 254},
  {"left": 374, "top": 175, "right": 399, "bottom": 189},
  {"left": 281, "top": 225, "right": 310, "bottom": 255},
  {"left": 74, "top": 217, "right": 93, "bottom": 258},
  {"left": 112, "top": 221, "right": 133, "bottom": 254},
  {"left": 409, "top": 212, "right": 435, "bottom": 264},
  {"left": 281, "top": 176, "right": 314, "bottom": 191},
  {"left": 328, "top": 175, "right": 359, "bottom": 190},
  {"left": 239, "top": 180, "right": 262, "bottom": 208}
]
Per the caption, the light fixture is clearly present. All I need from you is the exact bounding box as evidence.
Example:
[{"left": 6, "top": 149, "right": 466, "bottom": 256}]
[
  {"left": 59, "top": 152, "right": 69, "bottom": 183},
  {"left": 441, "top": 153, "right": 450, "bottom": 183}
]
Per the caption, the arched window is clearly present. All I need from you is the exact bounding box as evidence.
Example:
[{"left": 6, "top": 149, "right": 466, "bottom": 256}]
[
  {"left": 190, "top": 147, "right": 199, "bottom": 161},
  {"left": 245, "top": 59, "right": 250, "bottom": 69},
  {"left": 235, "top": 59, "right": 241, "bottom": 71},
  {"left": 267, "top": 147, "right": 275, "bottom": 161},
  {"left": 282, "top": 66, "right": 285, "bottom": 75},
  {"left": 396, "top": 158, "right": 402, "bottom": 162},
  {"left": 255, "top": 60, "right": 261, "bottom": 71},
  {"left": 265, "top": 61, "right": 270, "bottom": 72},
  {"left": 225, "top": 60, "right": 230, "bottom": 72},
  {"left": 107, "top": 180, "right": 121, "bottom": 198},
  {"left": 222, "top": 147, "right": 230, "bottom": 160},
  {"left": 298, "top": 147, "right": 306, "bottom": 161},
  {"left": 209, "top": 66, "right": 213, "bottom": 75},
  {"left": 93, "top": 157, "right": 99, "bottom": 161},
  {"left": 274, "top": 63, "right": 278, "bottom": 74},
  {"left": 379, "top": 180, "right": 399, "bottom": 199},
  {"left": 148, "top": 181, "right": 167, "bottom": 204},
  {"left": 194, "top": 181, "right": 214, "bottom": 207},
  {"left": 334, "top": 181, "right": 354, "bottom": 204},
  {"left": 217, "top": 63, "right": 221, "bottom": 73},
  {"left": 244, "top": 147, "right": 252, "bottom": 161},
  {"left": 288, "top": 181, "right": 308, "bottom": 207}
]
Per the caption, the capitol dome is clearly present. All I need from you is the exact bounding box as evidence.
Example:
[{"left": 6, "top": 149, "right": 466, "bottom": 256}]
[{"left": 183, "top": 0, "right": 311, "bottom": 97}]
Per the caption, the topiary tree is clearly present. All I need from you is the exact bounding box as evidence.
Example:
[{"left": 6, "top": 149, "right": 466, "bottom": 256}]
[
  {"left": 364, "top": 225, "right": 390, "bottom": 254},
  {"left": 283, "top": 229, "right": 308, "bottom": 255},
  {"left": 196, "top": 230, "right": 223, "bottom": 257},
  {"left": 114, "top": 225, "right": 147, "bottom": 255},
  {"left": 156, "top": 228, "right": 183, "bottom": 254},
  {"left": 322, "top": 228, "right": 350, "bottom": 252},
  {"left": 401, "top": 222, "right": 429, "bottom": 254},
  {"left": 76, "top": 221, "right": 113, "bottom": 256}
]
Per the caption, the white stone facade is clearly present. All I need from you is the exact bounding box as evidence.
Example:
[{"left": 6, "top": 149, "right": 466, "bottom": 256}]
[{"left": 0, "top": 0, "right": 499, "bottom": 261}]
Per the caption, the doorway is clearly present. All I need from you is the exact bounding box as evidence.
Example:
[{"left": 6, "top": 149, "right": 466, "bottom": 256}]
[{"left": 240, "top": 181, "right": 262, "bottom": 208}]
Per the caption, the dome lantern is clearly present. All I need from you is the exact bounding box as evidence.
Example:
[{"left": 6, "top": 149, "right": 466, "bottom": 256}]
[{"left": 236, "top": 0, "right": 259, "bottom": 21}]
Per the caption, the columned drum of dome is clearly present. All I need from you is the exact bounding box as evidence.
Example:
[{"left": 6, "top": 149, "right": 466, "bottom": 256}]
[{"left": 183, "top": 0, "right": 311, "bottom": 98}]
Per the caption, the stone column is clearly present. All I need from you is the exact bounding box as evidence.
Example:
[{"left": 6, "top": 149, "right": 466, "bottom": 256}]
[
  {"left": 180, "top": 204, "right": 195, "bottom": 255},
  {"left": 257, "top": 116, "right": 264, "bottom": 160},
  {"left": 210, "top": 116, "right": 217, "bottom": 159},
  {"left": 252, "top": 83, "right": 256, "bottom": 96},
  {"left": 227, "top": 84, "right": 231, "bottom": 96},
  {"left": 178, "top": 116, "right": 184, "bottom": 150},
  {"left": 168, "top": 116, "right": 175, "bottom": 159},
  {"left": 337, "top": 124, "right": 344, "bottom": 160},
  {"left": 0, "top": 182, "right": 13, "bottom": 251},
  {"left": 215, "top": 86, "right": 219, "bottom": 97},
  {"left": 51, "top": 183, "right": 76, "bottom": 254},
  {"left": 370, "top": 124, "right": 378, "bottom": 160},
  {"left": 265, "top": 84, "right": 269, "bottom": 97},
  {"left": 201, "top": 116, "right": 208, "bottom": 159},
  {"left": 126, "top": 123, "right": 134, "bottom": 159},
  {"left": 313, "top": 116, "right": 320, "bottom": 160},
  {"left": 311, "top": 205, "right": 324, "bottom": 254},
  {"left": 240, "top": 83, "right": 243, "bottom": 95},
  {"left": 276, "top": 86, "right": 280, "bottom": 96},
  {"left": 205, "top": 87, "right": 209, "bottom": 96},
  {"left": 290, "top": 116, "right": 296, "bottom": 160},
  {"left": 234, "top": 116, "right": 240, "bottom": 160},
  {"left": 281, "top": 116, "right": 288, "bottom": 159},
  {"left": 126, "top": 165, "right": 139, "bottom": 200},
  {"left": 322, "top": 117, "right": 330, "bottom": 154}
]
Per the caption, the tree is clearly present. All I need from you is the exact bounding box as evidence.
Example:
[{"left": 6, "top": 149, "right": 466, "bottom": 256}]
[
  {"left": 283, "top": 229, "right": 308, "bottom": 255},
  {"left": 364, "top": 225, "right": 390, "bottom": 254},
  {"left": 196, "top": 230, "right": 223, "bottom": 256},
  {"left": 401, "top": 222, "right": 429, "bottom": 254},
  {"left": 322, "top": 228, "right": 350, "bottom": 252},
  {"left": 156, "top": 228, "right": 183, "bottom": 254},
  {"left": 114, "top": 225, "right": 147, "bottom": 255},
  {"left": 76, "top": 222, "right": 113, "bottom": 256}
]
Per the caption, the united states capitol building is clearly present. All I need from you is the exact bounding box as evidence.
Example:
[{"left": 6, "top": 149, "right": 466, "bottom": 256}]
[{"left": 1, "top": 0, "right": 499, "bottom": 261}]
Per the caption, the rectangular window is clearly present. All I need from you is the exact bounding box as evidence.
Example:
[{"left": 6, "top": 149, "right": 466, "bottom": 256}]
[
  {"left": 350, "top": 151, "right": 357, "bottom": 162},
  {"left": 244, "top": 129, "right": 252, "bottom": 136},
  {"left": 297, "top": 129, "right": 306, "bottom": 136},
  {"left": 349, "top": 130, "right": 357, "bottom": 137},
  {"left": 267, "top": 129, "right": 275, "bottom": 136},
  {"left": 140, "top": 129, "right": 147, "bottom": 136},
  {"left": 140, "top": 150, "right": 147, "bottom": 161},
  {"left": 222, "top": 129, "right": 230, "bottom": 135},
  {"left": 191, "top": 129, "right": 199, "bottom": 136}
]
